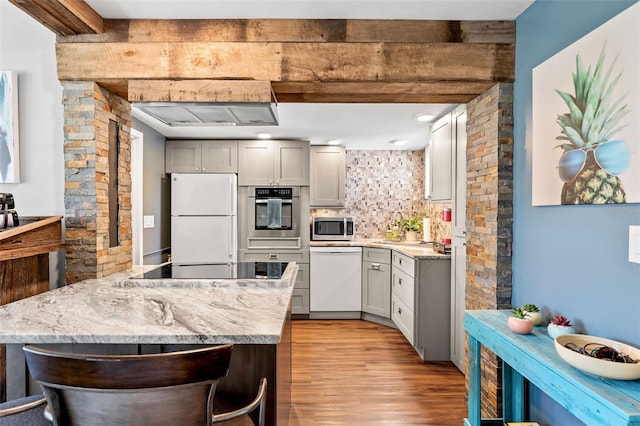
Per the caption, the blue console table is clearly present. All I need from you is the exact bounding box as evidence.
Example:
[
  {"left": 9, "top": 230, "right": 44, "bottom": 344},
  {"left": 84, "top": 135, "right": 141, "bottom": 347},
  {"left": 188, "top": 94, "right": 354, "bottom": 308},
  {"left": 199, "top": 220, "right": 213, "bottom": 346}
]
[{"left": 464, "top": 310, "right": 640, "bottom": 426}]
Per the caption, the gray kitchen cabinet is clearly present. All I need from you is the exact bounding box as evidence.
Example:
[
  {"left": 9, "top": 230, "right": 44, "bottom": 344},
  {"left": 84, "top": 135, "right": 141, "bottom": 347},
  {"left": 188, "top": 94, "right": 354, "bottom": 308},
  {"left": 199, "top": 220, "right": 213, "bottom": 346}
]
[
  {"left": 310, "top": 145, "right": 346, "bottom": 207},
  {"left": 429, "top": 112, "right": 453, "bottom": 202},
  {"left": 165, "top": 140, "right": 238, "bottom": 173},
  {"left": 237, "top": 250, "right": 310, "bottom": 315},
  {"left": 362, "top": 247, "right": 391, "bottom": 318},
  {"left": 391, "top": 250, "right": 451, "bottom": 361},
  {"left": 450, "top": 104, "right": 467, "bottom": 372},
  {"left": 238, "top": 140, "right": 309, "bottom": 186}
]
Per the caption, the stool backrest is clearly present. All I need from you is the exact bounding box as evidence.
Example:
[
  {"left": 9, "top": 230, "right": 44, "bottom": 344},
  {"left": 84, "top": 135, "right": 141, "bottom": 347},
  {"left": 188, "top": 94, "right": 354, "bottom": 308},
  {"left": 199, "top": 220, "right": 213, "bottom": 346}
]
[{"left": 23, "top": 344, "right": 233, "bottom": 426}]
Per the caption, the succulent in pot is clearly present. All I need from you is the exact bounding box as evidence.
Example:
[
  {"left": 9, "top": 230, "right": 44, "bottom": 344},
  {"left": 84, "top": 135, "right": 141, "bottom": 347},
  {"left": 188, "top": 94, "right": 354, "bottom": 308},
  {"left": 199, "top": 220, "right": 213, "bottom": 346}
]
[
  {"left": 522, "top": 303, "right": 542, "bottom": 326},
  {"left": 548, "top": 315, "right": 575, "bottom": 339},
  {"left": 507, "top": 307, "right": 534, "bottom": 335},
  {"left": 402, "top": 214, "right": 423, "bottom": 242}
]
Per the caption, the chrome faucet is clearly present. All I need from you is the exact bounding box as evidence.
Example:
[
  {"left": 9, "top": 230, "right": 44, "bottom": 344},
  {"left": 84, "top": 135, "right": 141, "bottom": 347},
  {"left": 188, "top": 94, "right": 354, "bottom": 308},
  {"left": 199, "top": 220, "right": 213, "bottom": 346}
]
[{"left": 391, "top": 210, "right": 404, "bottom": 240}]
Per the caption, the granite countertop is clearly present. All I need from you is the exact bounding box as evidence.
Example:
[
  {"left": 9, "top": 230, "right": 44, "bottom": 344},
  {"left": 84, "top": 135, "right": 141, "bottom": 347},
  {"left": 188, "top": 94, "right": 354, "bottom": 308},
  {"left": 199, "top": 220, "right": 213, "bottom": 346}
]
[
  {"left": 0, "top": 263, "right": 298, "bottom": 345},
  {"left": 310, "top": 239, "right": 451, "bottom": 259}
]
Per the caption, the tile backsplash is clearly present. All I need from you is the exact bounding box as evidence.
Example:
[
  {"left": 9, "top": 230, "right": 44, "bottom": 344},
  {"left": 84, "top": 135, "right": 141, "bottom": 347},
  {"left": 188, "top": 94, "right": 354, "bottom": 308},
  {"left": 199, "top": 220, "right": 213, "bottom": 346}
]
[{"left": 311, "top": 150, "right": 451, "bottom": 242}]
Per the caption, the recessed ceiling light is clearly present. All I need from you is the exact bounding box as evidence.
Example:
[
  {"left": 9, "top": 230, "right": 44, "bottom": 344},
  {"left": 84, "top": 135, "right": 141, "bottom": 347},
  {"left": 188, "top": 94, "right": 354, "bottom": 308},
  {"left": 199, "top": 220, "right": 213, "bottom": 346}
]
[
  {"left": 257, "top": 132, "right": 271, "bottom": 139},
  {"left": 390, "top": 139, "right": 408, "bottom": 146},
  {"left": 327, "top": 139, "right": 341, "bottom": 145},
  {"left": 415, "top": 113, "right": 435, "bottom": 122}
]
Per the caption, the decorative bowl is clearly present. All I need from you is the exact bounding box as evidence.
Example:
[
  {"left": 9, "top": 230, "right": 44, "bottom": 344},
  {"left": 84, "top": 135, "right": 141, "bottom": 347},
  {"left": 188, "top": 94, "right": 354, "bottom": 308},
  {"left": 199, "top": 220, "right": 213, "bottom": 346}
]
[{"left": 554, "top": 334, "right": 640, "bottom": 380}]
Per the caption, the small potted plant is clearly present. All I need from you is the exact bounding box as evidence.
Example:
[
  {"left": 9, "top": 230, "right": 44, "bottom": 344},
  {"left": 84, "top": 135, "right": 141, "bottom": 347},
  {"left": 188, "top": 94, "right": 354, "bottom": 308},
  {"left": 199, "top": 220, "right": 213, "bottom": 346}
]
[
  {"left": 402, "top": 214, "right": 423, "bottom": 242},
  {"left": 522, "top": 303, "right": 542, "bottom": 326},
  {"left": 507, "top": 307, "right": 534, "bottom": 335},
  {"left": 547, "top": 315, "right": 575, "bottom": 339}
]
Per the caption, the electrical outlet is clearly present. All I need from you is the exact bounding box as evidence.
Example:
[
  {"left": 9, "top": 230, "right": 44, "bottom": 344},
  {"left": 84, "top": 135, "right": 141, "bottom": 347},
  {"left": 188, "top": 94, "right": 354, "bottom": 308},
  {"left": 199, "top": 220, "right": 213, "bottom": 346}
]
[
  {"left": 143, "top": 215, "right": 155, "bottom": 229},
  {"left": 629, "top": 226, "right": 640, "bottom": 264}
]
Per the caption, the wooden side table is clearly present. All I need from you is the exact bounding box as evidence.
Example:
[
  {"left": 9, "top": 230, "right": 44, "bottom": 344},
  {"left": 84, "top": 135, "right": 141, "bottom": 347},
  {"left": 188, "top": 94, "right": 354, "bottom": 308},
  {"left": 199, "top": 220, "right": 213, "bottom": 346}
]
[{"left": 464, "top": 310, "right": 640, "bottom": 426}]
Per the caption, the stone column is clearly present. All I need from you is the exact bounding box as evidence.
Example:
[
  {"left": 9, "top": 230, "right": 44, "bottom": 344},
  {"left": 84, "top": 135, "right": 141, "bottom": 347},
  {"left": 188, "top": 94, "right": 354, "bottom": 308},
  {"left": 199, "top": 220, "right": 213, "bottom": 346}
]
[
  {"left": 465, "top": 82, "right": 514, "bottom": 418},
  {"left": 63, "top": 82, "right": 132, "bottom": 283}
]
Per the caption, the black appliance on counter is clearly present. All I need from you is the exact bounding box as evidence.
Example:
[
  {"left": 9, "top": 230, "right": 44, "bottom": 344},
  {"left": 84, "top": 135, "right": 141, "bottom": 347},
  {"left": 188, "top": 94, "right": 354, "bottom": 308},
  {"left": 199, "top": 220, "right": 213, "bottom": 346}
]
[
  {"left": 132, "top": 262, "right": 291, "bottom": 280},
  {"left": 0, "top": 193, "right": 19, "bottom": 229}
]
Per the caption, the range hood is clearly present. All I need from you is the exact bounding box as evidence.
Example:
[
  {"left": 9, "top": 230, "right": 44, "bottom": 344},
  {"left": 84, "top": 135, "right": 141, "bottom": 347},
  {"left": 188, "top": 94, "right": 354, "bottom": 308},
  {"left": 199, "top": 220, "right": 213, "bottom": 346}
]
[{"left": 135, "top": 102, "right": 279, "bottom": 127}]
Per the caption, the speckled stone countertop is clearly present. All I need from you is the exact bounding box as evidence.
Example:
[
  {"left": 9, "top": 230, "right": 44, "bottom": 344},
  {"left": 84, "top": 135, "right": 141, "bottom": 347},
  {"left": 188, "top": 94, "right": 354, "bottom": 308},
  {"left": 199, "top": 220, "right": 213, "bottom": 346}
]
[
  {"left": 0, "top": 263, "right": 298, "bottom": 345},
  {"left": 310, "top": 239, "right": 451, "bottom": 259}
]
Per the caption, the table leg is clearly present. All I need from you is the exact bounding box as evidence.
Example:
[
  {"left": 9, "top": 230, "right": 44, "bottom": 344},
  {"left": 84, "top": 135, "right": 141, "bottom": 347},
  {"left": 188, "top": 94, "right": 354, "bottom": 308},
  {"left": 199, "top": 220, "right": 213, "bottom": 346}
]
[
  {"left": 468, "top": 335, "right": 481, "bottom": 426},
  {"left": 511, "top": 366, "right": 525, "bottom": 422}
]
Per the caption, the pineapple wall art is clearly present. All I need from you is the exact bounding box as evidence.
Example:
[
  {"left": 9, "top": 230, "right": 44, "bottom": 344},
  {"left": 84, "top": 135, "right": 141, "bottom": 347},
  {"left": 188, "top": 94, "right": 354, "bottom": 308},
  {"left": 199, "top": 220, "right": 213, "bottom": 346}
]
[{"left": 532, "top": 2, "right": 639, "bottom": 206}]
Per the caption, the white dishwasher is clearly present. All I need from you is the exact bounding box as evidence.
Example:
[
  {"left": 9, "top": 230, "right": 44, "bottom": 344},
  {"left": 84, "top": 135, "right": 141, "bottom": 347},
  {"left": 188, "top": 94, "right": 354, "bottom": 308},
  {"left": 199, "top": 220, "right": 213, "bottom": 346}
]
[{"left": 310, "top": 246, "right": 362, "bottom": 315}]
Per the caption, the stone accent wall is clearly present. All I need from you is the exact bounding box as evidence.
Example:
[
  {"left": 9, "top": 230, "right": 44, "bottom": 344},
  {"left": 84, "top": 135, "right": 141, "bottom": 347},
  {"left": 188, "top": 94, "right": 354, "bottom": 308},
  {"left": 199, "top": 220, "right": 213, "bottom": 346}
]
[
  {"left": 311, "top": 150, "right": 452, "bottom": 242},
  {"left": 465, "top": 83, "right": 514, "bottom": 417},
  {"left": 63, "top": 82, "right": 132, "bottom": 283}
]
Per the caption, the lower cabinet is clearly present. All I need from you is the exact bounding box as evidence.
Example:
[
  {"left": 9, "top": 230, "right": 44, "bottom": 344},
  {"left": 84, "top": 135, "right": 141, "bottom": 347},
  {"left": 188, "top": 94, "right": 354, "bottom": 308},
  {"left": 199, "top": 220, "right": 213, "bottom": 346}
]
[
  {"left": 362, "top": 248, "right": 391, "bottom": 318},
  {"left": 391, "top": 250, "right": 451, "bottom": 361},
  {"left": 238, "top": 250, "right": 310, "bottom": 315},
  {"left": 291, "top": 263, "right": 310, "bottom": 315}
]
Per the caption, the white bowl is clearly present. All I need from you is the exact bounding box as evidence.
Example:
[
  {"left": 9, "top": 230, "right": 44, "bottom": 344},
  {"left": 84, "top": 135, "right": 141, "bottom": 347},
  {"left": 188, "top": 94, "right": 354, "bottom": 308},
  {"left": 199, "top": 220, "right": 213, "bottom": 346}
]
[{"left": 554, "top": 334, "right": 640, "bottom": 380}]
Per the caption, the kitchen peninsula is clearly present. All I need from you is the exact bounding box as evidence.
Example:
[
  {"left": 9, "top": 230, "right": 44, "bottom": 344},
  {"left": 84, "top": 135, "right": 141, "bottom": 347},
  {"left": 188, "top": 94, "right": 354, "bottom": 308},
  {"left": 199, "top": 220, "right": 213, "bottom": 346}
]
[{"left": 0, "top": 262, "right": 298, "bottom": 426}]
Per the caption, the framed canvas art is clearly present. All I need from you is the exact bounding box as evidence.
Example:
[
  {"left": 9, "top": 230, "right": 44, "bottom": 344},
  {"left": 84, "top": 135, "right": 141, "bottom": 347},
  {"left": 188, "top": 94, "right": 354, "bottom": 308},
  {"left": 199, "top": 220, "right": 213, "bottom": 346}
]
[
  {"left": 532, "top": 2, "right": 639, "bottom": 206},
  {"left": 0, "top": 71, "right": 19, "bottom": 183}
]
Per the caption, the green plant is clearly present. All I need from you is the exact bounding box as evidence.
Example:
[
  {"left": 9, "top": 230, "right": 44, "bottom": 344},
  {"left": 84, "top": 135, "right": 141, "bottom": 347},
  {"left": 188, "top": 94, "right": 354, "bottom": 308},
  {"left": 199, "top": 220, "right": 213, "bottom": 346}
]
[
  {"left": 402, "top": 214, "right": 423, "bottom": 232},
  {"left": 522, "top": 303, "right": 540, "bottom": 313},
  {"left": 511, "top": 306, "right": 528, "bottom": 320}
]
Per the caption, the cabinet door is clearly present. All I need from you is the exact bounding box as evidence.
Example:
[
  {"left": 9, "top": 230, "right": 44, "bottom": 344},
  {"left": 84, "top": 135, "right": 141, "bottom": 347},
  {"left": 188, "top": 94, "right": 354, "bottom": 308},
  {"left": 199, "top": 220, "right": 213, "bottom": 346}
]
[
  {"left": 238, "top": 140, "right": 274, "bottom": 185},
  {"left": 429, "top": 113, "right": 453, "bottom": 202},
  {"left": 310, "top": 146, "right": 345, "bottom": 207},
  {"left": 450, "top": 238, "right": 466, "bottom": 371},
  {"left": 274, "top": 140, "right": 309, "bottom": 186},
  {"left": 201, "top": 140, "right": 238, "bottom": 173},
  {"left": 452, "top": 105, "right": 467, "bottom": 237},
  {"left": 165, "top": 140, "right": 202, "bottom": 173},
  {"left": 362, "top": 261, "right": 391, "bottom": 318}
]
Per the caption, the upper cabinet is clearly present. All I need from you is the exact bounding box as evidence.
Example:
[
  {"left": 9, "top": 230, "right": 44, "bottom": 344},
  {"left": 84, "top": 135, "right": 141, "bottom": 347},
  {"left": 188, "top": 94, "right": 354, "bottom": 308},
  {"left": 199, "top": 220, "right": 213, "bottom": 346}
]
[
  {"left": 166, "top": 140, "right": 238, "bottom": 173},
  {"left": 428, "top": 113, "right": 453, "bottom": 202},
  {"left": 310, "top": 145, "right": 346, "bottom": 207},
  {"left": 238, "top": 140, "right": 309, "bottom": 186},
  {"left": 451, "top": 105, "right": 467, "bottom": 237}
]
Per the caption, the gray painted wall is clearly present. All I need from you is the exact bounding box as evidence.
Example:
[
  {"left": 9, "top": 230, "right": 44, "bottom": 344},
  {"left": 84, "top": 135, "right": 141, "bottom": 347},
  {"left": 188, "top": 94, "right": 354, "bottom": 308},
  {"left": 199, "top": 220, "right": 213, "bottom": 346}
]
[{"left": 0, "top": 0, "right": 65, "bottom": 286}]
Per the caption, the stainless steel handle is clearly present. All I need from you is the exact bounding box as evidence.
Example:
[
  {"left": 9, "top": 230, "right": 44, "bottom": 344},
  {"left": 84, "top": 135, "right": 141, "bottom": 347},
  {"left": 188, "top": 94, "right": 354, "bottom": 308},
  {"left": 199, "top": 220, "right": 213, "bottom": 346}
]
[
  {"left": 371, "top": 263, "right": 381, "bottom": 270},
  {"left": 255, "top": 200, "right": 293, "bottom": 204}
]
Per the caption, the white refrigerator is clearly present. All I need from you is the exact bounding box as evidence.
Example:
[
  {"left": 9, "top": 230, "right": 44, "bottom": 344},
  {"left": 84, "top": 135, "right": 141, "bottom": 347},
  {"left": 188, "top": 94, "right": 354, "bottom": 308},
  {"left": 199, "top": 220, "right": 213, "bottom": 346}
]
[{"left": 171, "top": 173, "right": 237, "bottom": 277}]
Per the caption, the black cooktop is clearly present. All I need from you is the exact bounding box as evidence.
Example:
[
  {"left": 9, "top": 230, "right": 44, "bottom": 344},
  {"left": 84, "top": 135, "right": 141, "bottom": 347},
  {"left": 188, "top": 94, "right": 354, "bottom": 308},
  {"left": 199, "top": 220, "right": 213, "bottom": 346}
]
[{"left": 132, "top": 262, "right": 290, "bottom": 280}]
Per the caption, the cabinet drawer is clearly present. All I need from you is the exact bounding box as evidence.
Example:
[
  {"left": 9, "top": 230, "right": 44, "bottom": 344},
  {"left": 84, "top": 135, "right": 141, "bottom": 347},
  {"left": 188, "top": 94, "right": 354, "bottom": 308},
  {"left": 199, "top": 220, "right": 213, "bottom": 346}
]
[
  {"left": 392, "top": 295, "right": 414, "bottom": 345},
  {"left": 391, "top": 267, "right": 414, "bottom": 309},
  {"left": 294, "top": 263, "right": 309, "bottom": 290},
  {"left": 238, "top": 250, "right": 310, "bottom": 263},
  {"left": 291, "top": 289, "right": 310, "bottom": 314},
  {"left": 363, "top": 247, "right": 391, "bottom": 264},
  {"left": 392, "top": 251, "right": 415, "bottom": 277}
]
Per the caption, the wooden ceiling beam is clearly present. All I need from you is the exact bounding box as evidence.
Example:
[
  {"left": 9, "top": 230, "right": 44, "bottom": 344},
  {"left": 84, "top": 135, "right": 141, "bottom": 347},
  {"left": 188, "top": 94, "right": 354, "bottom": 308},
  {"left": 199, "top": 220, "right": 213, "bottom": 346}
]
[
  {"left": 9, "top": 0, "right": 103, "bottom": 35},
  {"left": 56, "top": 41, "right": 514, "bottom": 82},
  {"left": 128, "top": 80, "right": 275, "bottom": 103},
  {"left": 58, "top": 19, "right": 515, "bottom": 44}
]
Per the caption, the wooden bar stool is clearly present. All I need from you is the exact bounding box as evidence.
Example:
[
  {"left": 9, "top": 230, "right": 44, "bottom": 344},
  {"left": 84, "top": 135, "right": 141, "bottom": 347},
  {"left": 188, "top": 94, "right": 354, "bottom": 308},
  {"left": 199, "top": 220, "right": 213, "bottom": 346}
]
[{"left": 23, "top": 344, "right": 266, "bottom": 426}]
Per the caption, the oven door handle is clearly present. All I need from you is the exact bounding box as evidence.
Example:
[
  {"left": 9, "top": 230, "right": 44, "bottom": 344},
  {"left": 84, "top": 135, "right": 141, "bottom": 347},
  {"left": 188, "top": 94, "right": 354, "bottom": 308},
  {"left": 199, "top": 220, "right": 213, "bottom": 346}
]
[{"left": 255, "top": 199, "right": 293, "bottom": 204}]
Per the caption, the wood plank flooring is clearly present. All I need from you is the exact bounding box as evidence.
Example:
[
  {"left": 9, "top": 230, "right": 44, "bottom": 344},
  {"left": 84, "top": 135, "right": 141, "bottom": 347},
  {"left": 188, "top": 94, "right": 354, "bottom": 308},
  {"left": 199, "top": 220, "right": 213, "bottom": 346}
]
[{"left": 289, "top": 320, "right": 467, "bottom": 425}]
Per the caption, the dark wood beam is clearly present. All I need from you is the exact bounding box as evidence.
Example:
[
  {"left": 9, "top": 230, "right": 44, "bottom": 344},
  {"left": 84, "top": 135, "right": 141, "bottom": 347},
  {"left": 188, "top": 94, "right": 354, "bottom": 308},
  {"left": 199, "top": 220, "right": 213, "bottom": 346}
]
[
  {"left": 128, "top": 80, "right": 275, "bottom": 103},
  {"left": 9, "top": 0, "right": 103, "bottom": 35},
  {"left": 58, "top": 19, "right": 515, "bottom": 44}
]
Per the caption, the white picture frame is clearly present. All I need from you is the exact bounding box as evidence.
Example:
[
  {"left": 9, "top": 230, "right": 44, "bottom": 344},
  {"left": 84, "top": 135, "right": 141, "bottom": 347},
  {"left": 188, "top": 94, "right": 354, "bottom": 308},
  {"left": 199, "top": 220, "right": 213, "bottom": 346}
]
[
  {"left": 0, "top": 71, "right": 20, "bottom": 183},
  {"left": 532, "top": 3, "right": 639, "bottom": 206}
]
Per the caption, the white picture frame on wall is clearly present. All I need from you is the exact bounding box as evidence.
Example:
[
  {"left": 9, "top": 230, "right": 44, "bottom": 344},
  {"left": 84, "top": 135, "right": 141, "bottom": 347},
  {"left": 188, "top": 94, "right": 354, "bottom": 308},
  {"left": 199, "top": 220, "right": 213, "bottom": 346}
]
[
  {"left": 0, "top": 71, "right": 20, "bottom": 183},
  {"left": 531, "top": 2, "right": 639, "bottom": 206}
]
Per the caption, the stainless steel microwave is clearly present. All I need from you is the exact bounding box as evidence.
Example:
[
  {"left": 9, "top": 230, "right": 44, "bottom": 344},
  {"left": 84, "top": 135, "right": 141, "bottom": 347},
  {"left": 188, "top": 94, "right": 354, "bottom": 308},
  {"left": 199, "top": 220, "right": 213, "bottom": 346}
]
[{"left": 312, "top": 217, "right": 355, "bottom": 241}]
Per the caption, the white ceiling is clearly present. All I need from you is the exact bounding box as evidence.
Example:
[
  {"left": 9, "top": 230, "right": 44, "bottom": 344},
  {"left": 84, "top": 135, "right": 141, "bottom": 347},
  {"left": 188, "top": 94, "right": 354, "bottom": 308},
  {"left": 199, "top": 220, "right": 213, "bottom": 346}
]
[{"left": 89, "top": 0, "right": 534, "bottom": 149}]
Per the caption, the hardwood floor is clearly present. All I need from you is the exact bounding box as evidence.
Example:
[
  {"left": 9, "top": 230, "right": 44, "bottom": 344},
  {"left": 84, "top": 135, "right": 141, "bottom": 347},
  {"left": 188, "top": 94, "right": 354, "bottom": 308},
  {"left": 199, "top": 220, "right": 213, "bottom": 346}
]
[{"left": 289, "top": 320, "right": 467, "bottom": 425}]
